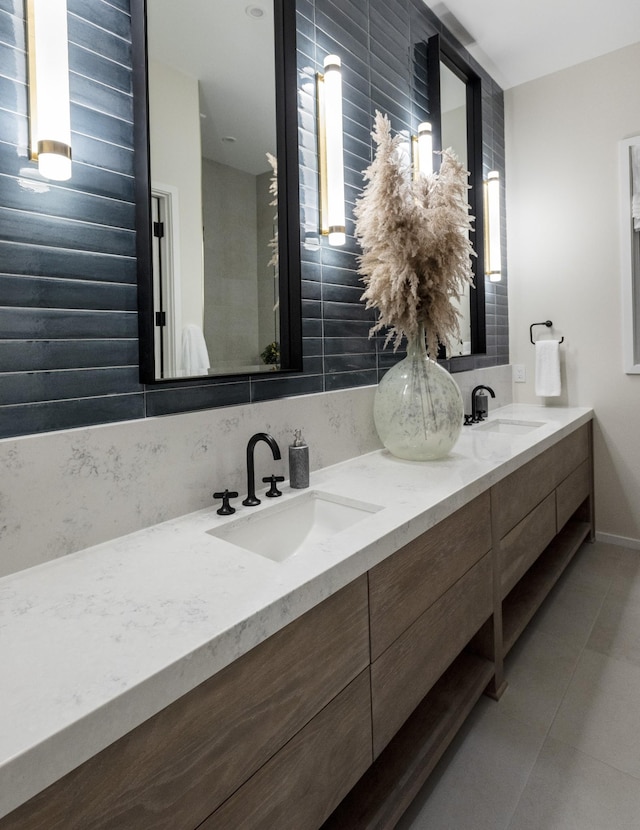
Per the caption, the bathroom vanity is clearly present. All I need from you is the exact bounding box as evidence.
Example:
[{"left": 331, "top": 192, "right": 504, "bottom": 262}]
[{"left": 0, "top": 405, "right": 593, "bottom": 829}]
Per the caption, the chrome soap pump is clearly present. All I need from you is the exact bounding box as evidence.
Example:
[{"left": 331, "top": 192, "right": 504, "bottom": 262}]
[{"left": 289, "top": 429, "right": 309, "bottom": 489}]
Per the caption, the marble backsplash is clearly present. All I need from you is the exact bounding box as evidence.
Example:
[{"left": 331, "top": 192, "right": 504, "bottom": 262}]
[{"left": 0, "top": 365, "right": 512, "bottom": 578}]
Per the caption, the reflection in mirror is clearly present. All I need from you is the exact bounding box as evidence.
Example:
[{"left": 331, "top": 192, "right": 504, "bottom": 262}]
[
  {"left": 440, "top": 62, "right": 471, "bottom": 356},
  {"left": 134, "top": 0, "right": 301, "bottom": 382},
  {"left": 428, "top": 35, "right": 486, "bottom": 358}
]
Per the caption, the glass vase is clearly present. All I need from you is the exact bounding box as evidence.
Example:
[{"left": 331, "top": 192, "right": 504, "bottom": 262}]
[{"left": 374, "top": 327, "right": 464, "bottom": 461}]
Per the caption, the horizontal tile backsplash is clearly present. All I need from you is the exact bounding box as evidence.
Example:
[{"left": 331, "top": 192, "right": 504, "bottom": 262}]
[{"left": 0, "top": 0, "right": 507, "bottom": 439}]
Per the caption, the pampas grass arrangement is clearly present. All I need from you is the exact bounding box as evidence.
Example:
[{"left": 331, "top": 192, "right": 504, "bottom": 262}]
[{"left": 355, "top": 111, "right": 475, "bottom": 358}]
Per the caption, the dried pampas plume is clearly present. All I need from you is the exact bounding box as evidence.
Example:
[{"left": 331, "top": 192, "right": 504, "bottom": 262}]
[{"left": 354, "top": 111, "right": 475, "bottom": 357}]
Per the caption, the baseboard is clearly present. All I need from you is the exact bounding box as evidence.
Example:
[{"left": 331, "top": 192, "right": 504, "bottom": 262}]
[{"left": 595, "top": 531, "right": 640, "bottom": 551}]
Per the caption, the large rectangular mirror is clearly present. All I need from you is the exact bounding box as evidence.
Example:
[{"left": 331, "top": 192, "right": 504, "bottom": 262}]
[
  {"left": 427, "top": 35, "right": 487, "bottom": 358},
  {"left": 133, "top": 0, "right": 301, "bottom": 383}
]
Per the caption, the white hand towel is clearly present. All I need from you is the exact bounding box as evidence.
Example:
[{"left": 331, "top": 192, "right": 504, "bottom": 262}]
[
  {"left": 535, "top": 340, "right": 561, "bottom": 397},
  {"left": 181, "top": 324, "right": 210, "bottom": 375}
]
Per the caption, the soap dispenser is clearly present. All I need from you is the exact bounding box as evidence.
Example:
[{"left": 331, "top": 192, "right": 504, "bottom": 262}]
[{"left": 289, "top": 429, "right": 309, "bottom": 489}]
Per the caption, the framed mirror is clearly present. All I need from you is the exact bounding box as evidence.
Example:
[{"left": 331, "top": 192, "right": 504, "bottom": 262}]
[
  {"left": 427, "top": 35, "right": 487, "bottom": 358},
  {"left": 132, "top": 0, "right": 302, "bottom": 383}
]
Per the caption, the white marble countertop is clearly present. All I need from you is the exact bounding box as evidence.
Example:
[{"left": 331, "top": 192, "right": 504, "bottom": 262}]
[{"left": 0, "top": 404, "right": 593, "bottom": 820}]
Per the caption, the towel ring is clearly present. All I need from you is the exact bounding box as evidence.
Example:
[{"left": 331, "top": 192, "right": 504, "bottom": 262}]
[{"left": 530, "top": 320, "right": 564, "bottom": 345}]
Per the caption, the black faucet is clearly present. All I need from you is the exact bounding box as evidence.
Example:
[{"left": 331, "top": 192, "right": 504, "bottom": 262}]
[
  {"left": 242, "top": 433, "right": 282, "bottom": 506},
  {"left": 471, "top": 385, "right": 496, "bottom": 422}
]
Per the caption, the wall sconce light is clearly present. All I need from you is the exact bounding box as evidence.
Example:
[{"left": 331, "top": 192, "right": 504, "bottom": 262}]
[
  {"left": 484, "top": 170, "right": 502, "bottom": 281},
  {"left": 26, "top": 0, "right": 72, "bottom": 181},
  {"left": 412, "top": 121, "right": 433, "bottom": 178},
  {"left": 317, "top": 54, "right": 345, "bottom": 246}
]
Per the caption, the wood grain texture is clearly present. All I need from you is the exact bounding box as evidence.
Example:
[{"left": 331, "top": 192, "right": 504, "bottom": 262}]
[
  {"left": 370, "top": 553, "right": 493, "bottom": 757},
  {"left": 502, "top": 521, "right": 591, "bottom": 654},
  {"left": 202, "top": 670, "right": 373, "bottom": 830},
  {"left": 369, "top": 493, "right": 491, "bottom": 661},
  {"left": 556, "top": 458, "right": 591, "bottom": 531},
  {"left": 322, "top": 653, "right": 494, "bottom": 830},
  {"left": 499, "top": 492, "right": 557, "bottom": 598},
  {"left": 492, "top": 425, "right": 589, "bottom": 538},
  {"left": 0, "top": 577, "right": 370, "bottom": 830}
]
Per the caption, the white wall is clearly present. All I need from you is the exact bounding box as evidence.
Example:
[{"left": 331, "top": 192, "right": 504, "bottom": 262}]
[
  {"left": 506, "top": 42, "right": 640, "bottom": 543},
  {"left": 148, "top": 60, "right": 205, "bottom": 345}
]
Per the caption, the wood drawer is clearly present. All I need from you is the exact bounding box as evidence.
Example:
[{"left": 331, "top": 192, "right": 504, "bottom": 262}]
[
  {"left": 370, "top": 553, "right": 493, "bottom": 757},
  {"left": 552, "top": 424, "right": 590, "bottom": 489},
  {"left": 557, "top": 458, "right": 591, "bottom": 530},
  {"left": 500, "top": 492, "right": 557, "bottom": 598},
  {"left": 369, "top": 493, "right": 491, "bottom": 660},
  {"left": 201, "top": 670, "right": 373, "bottom": 830},
  {"left": 0, "top": 577, "right": 370, "bottom": 830},
  {"left": 492, "top": 424, "right": 590, "bottom": 538}
]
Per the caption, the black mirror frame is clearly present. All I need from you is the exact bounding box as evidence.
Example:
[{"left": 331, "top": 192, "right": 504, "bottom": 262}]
[
  {"left": 131, "top": 0, "right": 302, "bottom": 384},
  {"left": 427, "top": 34, "right": 487, "bottom": 357}
]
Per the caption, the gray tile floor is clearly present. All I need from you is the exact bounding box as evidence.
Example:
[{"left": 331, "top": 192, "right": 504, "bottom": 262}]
[{"left": 398, "top": 541, "right": 640, "bottom": 830}]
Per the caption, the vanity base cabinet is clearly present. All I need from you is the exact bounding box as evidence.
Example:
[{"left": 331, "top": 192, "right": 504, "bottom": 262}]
[
  {"left": 2, "top": 423, "right": 594, "bottom": 830},
  {"left": 371, "top": 552, "right": 493, "bottom": 757},
  {"left": 322, "top": 652, "right": 495, "bottom": 830},
  {"left": 0, "top": 577, "right": 370, "bottom": 830},
  {"left": 325, "top": 422, "right": 594, "bottom": 830},
  {"left": 201, "top": 670, "right": 372, "bottom": 830},
  {"left": 496, "top": 423, "right": 593, "bottom": 657}
]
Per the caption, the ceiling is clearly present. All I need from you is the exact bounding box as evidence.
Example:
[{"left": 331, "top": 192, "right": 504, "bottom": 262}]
[
  {"left": 429, "top": 0, "right": 640, "bottom": 89},
  {"left": 147, "top": 0, "right": 276, "bottom": 175}
]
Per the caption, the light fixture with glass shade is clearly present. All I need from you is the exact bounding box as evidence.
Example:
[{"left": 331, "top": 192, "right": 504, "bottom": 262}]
[
  {"left": 412, "top": 121, "right": 433, "bottom": 178},
  {"left": 26, "top": 0, "right": 72, "bottom": 181},
  {"left": 317, "top": 54, "right": 345, "bottom": 246},
  {"left": 484, "top": 170, "right": 501, "bottom": 281}
]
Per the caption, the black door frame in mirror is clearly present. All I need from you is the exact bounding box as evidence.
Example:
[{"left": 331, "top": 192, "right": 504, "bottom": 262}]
[
  {"left": 131, "top": 0, "right": 302, "bottom": 385},
  {"left": 427, "top": 34, "right": 487, "bottom": 357}
]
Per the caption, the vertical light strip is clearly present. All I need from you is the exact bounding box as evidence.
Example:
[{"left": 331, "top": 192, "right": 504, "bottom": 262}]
[
  {"left": 317, "top": 55, "right": 345, "bottom": 246},
  {"left": 485, "top": 170, "right": 501, "bottom": 281},
  {"left": 412, "top": 121, "right": 433, "bottom": 178},
  {"left": 27, "top": 0, "right": 72, "bottom": 181}
]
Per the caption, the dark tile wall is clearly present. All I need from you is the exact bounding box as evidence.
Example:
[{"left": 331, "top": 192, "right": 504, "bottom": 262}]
[{"left": 0, "top": 0, "right": 507, "bottom": 439}]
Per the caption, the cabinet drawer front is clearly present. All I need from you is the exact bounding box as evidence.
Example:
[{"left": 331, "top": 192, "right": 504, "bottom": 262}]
[
  {"left": 557, "top": 458, "right": 591, "bottom": 530},
  {"left": 0, "top": 578, "right": 370, "bottom": 830},
  {"left": 492, "top": 451, "right": 555, "bottom": 539},
  {"left": 492, "top": 424, "right": 590, "bottom": 538},
  {"left": 369, "top": 493, "right": 491, "bottom": 660},
  {"left": 552, "top": 423, "right": 590, "bottom": 489},
  {"left": 371, "top": 553, "right": 493, "bottom": 757},
  {"left": 500, "top": 492, "right": 557, "bottom": 598},
  {"left": 201, "top": 670, "right": 373, "bottom": 830}
]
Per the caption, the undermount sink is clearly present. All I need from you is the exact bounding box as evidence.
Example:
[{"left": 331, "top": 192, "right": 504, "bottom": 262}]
[
  {"left": 207, "top": 490, "right": 383, "bottom": 563},
  {"left": 473, "top": 418, "right": 546, "bottom": 435}
]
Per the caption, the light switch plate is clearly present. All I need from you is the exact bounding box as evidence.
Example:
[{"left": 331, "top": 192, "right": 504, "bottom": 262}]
[{"left": 513, "top": 364, "right": 526, "bottom": 383}]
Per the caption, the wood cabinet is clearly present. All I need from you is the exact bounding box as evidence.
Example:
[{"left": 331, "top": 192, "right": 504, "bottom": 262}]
[
  {"left": 371, "top": 552, "right": 493, "bottom": 756},
  {"left": 369, "top": 493, "right": 492, "bottom": 661},
  {"left": 2, "top": 421, "right": 594, "bottom": 830},
  {"left": 201, "top": 671, "right": 372, "bottom": 830},
  {"left": 497, "top": 423, "right": 593, "bottom": 659},
  {"left": 325, "top": 422, "right": 594, "bottom": 829},
  {"left": 0, "top": 577, "right": 371, "bottom": 830}
]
